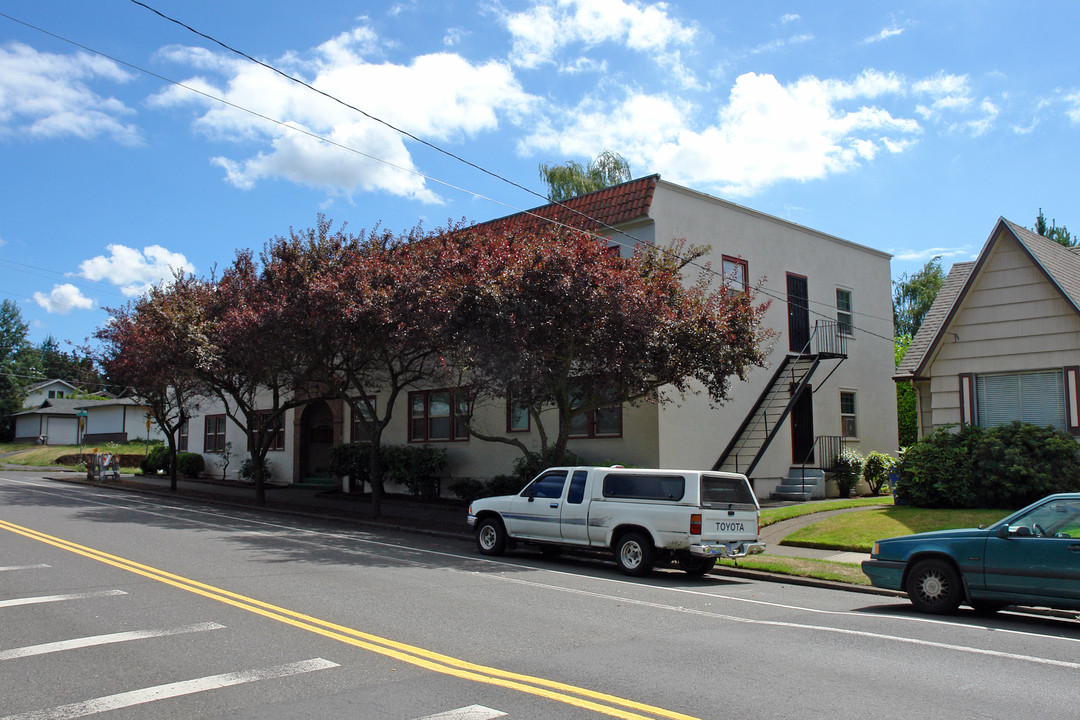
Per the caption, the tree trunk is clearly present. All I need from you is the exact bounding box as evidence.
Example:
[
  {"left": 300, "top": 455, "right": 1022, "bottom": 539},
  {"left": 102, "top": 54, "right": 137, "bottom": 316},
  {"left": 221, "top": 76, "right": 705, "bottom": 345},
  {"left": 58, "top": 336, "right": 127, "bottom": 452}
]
[
  {"left": 167, "top": 434, "right": 179, "bottom": 492},
  {"left": 367, "top": 435, "right": 384, "bottom": 518}
]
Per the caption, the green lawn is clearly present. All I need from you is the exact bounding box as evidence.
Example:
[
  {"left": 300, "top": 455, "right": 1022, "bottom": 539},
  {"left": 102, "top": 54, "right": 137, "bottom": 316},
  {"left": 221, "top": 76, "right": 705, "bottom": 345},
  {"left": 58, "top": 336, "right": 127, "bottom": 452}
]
[
  {"left": 760, "top": 496, "right": 893, "bottom": 526},
  {"left": 0, "top": 442, "right": 151, "bottom": 469},
  {"left": 781, "top": 506, "right": 1013, "bottom": 553},
  {"left": 718, "top": 555, "right": 870, "bottom": 585}
]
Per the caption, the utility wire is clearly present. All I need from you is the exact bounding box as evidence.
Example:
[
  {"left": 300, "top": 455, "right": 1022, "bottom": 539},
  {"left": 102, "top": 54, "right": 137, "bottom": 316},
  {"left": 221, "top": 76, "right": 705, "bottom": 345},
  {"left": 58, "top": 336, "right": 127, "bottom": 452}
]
[{"left": 126, "top": 1, "right": 899, "bottom": 342}]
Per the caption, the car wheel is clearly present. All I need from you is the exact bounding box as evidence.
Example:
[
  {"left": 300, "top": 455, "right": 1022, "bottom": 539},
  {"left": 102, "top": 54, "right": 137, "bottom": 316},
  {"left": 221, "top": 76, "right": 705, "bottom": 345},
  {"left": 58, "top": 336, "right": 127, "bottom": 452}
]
[
  {"left": 906, "top": 558, "right": 963, "bottom": 614},
  {"left": 476, "top": 517, "right": 507, "bottom": 556},
  {"left": 615, "top": 532, "right": 655, "bottom": 576},
  {"left": 677, "top": 555, "right": 716, "bottom": 576}
]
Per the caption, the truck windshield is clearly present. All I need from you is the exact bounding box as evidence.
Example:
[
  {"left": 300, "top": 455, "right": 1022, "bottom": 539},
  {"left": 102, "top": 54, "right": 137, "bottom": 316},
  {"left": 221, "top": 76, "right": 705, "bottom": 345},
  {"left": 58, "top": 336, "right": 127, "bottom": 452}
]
[{"left": 700, "top": 475, "right": 755, "bottom": 506}]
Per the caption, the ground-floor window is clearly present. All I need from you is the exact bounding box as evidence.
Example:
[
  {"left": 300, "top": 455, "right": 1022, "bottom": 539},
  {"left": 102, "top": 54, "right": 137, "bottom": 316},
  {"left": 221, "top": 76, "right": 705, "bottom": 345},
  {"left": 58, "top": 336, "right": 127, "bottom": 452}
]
[
  {"left": 840, "top": 390, "right": 858, "bottom": 439},
  {"left": 350, "top": 397, "right": 376, "bottom": 442},
  {"left": 204, "top": 415, "right": 227, "bottom": 453},
  {"left": 409, "top": 389, "right": 469, "bottom": 442},
  {"left": 976, "top": 370, "right": 1065, "bottom": 430},
  {"left": 178, "top": 420, "right": 189, "bottom": 451},
  {"left": 255, "top": 411, "right": 285, "bottom": 451}
]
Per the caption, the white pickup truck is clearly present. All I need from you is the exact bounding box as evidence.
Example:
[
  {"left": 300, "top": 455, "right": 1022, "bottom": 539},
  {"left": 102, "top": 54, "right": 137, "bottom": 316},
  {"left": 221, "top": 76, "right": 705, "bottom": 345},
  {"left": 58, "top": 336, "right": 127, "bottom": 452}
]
[{"left": 467, "top": 466, "right": 764, "bottom": 576}]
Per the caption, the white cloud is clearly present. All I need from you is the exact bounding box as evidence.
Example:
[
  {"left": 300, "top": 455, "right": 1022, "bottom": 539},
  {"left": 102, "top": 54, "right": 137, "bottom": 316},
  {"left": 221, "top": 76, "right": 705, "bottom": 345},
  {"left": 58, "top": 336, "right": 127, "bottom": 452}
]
[
  {"left": 0, "top": 42, "right": 141, "bottom": 145},
  {"left": 864, "top": 26, "right": 905, "bottom": 44},
  {"left": 150, "top": 27, "right": 532, "bottom": 200},
  {"left": 779, "top": 14, "right": 801, "bottom": 25},
  {"left": 890, "top": 245, "right": 975, "bottom": 263},
  {"left": 913, "top": 73, "right": 999, "bottom": 135},
  {"left": 77, "top": 244, "right": 195, "bottom": 297},
  {"left": 521, "top": 70, "right": 921, "bottom": 196},
  {"left": 504, "top": 0, "right": 696, "bottom": 69},
  {"left": 33, "top": 284, "right": 94, "bottom": 315},
  {"left": 1066, "top": 92, "right": 1080, "bottom": 124}
]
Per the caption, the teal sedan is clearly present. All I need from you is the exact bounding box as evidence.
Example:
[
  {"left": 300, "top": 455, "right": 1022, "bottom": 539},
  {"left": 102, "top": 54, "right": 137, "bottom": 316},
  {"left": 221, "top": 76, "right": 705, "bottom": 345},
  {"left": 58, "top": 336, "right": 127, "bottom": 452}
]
[{"left": 862, "top": 493, "right": 1080, "bottom": 614}]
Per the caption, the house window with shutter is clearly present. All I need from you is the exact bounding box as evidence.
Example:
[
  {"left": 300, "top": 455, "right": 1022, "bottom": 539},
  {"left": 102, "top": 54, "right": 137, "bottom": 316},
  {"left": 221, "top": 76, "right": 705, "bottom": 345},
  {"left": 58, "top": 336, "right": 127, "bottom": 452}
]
[{"left": 975, "top": 370, "right": 1065, "bottom": 430}]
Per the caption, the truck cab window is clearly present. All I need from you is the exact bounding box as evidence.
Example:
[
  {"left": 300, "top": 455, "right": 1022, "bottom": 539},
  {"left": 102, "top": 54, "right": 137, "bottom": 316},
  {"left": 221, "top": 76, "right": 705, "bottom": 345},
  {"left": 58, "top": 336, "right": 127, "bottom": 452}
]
[{"left": 524, "top": 471, "right": 568, "bottom": 499}]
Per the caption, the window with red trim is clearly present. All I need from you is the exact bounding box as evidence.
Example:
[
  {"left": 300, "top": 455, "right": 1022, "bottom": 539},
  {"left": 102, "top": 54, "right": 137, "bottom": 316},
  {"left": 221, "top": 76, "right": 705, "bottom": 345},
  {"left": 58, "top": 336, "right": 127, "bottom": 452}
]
[
  {"left": 204, "top": 415, "right": 226, "bottom": 453},
  {"left": 409, "top": 389, "right": 469, "bottom": 442}
]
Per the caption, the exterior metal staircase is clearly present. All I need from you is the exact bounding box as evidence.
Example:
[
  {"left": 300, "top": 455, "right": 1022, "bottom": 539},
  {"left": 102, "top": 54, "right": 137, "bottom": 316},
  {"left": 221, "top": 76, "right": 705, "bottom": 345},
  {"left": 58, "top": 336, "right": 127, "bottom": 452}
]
[{"left": 712, "top": 321, "right": 847, "bottom": 479}]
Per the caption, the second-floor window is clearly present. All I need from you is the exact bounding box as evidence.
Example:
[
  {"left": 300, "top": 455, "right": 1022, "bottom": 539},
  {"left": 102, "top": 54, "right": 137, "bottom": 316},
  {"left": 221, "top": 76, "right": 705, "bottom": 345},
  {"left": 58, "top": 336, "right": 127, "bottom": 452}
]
[
  {"left": 409, "top": 389, "right": 469, "bottom": 442},
  {"left": 204, "top": 415, "right": 227, "bottom": 453},
  {"left": 836, "top": 288, "right": 854, "bottom": 336},
  {"left": 723, "top": 256, "right": 748, "bottom": 294}
]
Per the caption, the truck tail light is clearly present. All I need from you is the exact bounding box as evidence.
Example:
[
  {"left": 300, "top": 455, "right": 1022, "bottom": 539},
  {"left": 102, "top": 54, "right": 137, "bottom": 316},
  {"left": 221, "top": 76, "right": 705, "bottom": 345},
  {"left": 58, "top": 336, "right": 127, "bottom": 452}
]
[{"left": 690, "top": 513, "right": 701, "bottom": 535}]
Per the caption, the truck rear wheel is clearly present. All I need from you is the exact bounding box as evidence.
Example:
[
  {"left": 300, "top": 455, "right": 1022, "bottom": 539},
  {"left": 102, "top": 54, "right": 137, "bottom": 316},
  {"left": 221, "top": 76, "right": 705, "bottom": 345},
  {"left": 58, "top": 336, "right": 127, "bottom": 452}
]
[
  {"left": 615, "top": 532, "right": 655, "bottom": 576},
  {"left": 677, "top": 555, "right": 716, "bottom": 576},
  {"left": 476, "top": 517, "right": 507, "bottom": 556}
]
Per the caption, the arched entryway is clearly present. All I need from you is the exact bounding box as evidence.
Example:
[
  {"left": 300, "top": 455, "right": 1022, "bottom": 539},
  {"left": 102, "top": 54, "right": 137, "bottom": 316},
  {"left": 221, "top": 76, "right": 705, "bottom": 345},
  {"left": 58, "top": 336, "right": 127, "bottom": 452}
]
[{"left": 298, "top": 400, "right": 336, "bottom": 482}]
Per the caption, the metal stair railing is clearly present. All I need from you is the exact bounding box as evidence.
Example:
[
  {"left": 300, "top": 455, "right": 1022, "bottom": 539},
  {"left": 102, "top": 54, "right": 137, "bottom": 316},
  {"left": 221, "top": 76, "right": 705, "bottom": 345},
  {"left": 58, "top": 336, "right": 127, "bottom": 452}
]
[{"left": 713, "top": 321, "right": 848, "bottom": 476}]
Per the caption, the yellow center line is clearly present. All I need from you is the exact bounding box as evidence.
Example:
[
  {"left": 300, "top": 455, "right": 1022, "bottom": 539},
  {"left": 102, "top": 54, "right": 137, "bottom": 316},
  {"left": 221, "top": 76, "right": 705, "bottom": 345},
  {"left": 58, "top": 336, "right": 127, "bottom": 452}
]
[{"left": 0, "top": 519, "right": 702, "bottom": 720}]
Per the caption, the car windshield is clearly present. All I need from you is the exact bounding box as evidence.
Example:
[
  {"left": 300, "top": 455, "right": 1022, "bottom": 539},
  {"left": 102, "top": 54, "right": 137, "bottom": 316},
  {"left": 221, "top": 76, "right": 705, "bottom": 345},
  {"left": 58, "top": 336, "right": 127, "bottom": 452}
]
[{"left": 1006, "top": 498, "right": 1080, "bottom": 538}]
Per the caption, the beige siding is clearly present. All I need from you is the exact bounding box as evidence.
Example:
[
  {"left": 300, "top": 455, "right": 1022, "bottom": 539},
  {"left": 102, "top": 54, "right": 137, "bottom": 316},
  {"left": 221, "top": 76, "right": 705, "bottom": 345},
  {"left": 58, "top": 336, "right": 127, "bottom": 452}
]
[{"left": 926, "top": 231, "right": 1080, "bottom": 428}]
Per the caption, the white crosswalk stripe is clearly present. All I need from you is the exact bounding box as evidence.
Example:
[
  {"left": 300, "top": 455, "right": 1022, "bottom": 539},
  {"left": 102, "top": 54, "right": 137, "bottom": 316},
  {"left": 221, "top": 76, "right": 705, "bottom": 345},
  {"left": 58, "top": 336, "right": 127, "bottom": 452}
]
[
  {"left": 413, "top": 706, "right": 508, "bottom": 720},
  {"left": 0, "top": 622, "right": 226, "bottom": 661},
  {"left": 0, "top": 658, "right": 340, "bottom": 720},
  {"left": 0, "top": 589, "right": 126, "bottom": 609}
]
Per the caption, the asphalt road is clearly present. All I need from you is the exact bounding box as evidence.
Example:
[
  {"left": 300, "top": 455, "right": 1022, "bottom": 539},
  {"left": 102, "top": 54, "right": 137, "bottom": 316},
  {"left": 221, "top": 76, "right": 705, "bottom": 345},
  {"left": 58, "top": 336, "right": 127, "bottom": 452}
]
[{"left": 2, "top": 472, "right": 1079, "bottom": 720}]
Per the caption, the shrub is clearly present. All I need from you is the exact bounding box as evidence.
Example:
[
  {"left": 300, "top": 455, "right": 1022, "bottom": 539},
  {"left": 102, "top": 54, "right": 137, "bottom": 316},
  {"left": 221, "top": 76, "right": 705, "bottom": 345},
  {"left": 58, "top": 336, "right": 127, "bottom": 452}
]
[
  {"left": 975, "top": 422, "right": 1080, "bottom": 507},
  {"left": 139, "top": 444, "right": 171, "bottom": 475},
  {"left": 328, "top": 442, "right": 372, "bottom": 492},
  {"left": 240, "top": 457, "right": 272, "bottom": 482},
  {"left": 861, "top": 451, "right": 895, "bottom": 496},
  {"left": 383, "top": 445, "right": 447, "bottom": 498},
  {"left": 894, "top": 425, "right": 982, "bottom": 508},
  {"left": 895, "top": 422, "right": 1080, "bottom": 508},
  {"left": 328, "top": 443, "right": 448, "bottom": 497},
  {"left": 832, "top": 448, "right": 864, "bottom": 497},
  {"left": 511, "top": 449, "right": 587, "bottom": 483},
  {"left": 448, "top": 478, "right": 484, "bottom": 503},
  {"left": 176, "top": 452, "right": 205, "bottom": 478},
  {"left": 483, "top": 474, "right": 528, "bottom": 498}
]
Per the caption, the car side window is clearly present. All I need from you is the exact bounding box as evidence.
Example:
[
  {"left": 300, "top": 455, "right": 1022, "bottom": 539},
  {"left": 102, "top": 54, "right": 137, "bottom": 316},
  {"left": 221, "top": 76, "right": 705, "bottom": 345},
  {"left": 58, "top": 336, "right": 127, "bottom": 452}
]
[
  {"left": 1009, "top": 500, "right": 1080, "bottom": 538},
  {"left": 523, "top": 471, "right": 568, "bottom": 499},
  {"left": 567, "top": 470, "right": 588, "bottom": 504}
]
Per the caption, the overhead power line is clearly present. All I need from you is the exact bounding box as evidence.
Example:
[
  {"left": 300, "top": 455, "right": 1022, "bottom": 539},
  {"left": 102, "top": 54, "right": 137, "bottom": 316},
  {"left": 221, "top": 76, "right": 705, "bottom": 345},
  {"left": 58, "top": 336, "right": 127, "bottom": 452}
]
[{"left": 126, "top": 1, "right": 899, "bottom": 343}]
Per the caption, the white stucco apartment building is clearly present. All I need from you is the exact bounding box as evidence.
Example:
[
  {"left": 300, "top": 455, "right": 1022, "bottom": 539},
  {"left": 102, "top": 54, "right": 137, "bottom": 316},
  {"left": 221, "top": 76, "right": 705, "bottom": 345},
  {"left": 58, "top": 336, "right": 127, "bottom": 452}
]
[{"left": 176, "top": 176, "right": 898, "bottom": 499}]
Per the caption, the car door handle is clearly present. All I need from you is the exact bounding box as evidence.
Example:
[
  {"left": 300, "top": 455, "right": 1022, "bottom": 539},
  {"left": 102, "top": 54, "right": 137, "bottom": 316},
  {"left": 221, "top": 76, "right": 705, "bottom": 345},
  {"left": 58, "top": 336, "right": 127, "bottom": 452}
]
[
  {"left": 550, "top": 503, "right": 559, "bottom": 508},
  {"left": 1069, "top": 545, "right": 1080, "bottom": 552}
]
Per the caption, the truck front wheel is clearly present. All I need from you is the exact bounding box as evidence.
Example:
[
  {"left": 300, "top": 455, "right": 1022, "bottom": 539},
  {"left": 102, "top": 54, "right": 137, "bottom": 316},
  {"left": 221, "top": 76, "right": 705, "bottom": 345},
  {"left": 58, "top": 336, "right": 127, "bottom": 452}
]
[
  {"left": 476, "top": 517, "right": 507, "bottom": 556},
  {"left": 615, "top": 532, "right": 655, "bottom": 576}
]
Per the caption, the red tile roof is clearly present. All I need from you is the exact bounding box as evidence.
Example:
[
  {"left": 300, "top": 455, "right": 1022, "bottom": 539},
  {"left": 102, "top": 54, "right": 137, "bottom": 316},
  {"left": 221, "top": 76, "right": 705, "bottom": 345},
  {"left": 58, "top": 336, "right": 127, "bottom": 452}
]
[{"left": 474, "top": 174, "right": 658, "bottom": 235}]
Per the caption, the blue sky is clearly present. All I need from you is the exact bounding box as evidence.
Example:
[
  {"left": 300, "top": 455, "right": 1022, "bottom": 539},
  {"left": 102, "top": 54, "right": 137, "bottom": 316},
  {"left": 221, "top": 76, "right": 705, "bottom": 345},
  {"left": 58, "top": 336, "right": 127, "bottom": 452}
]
[{"left": 2, "top": 1, "right": 1078, "bottom": 349}]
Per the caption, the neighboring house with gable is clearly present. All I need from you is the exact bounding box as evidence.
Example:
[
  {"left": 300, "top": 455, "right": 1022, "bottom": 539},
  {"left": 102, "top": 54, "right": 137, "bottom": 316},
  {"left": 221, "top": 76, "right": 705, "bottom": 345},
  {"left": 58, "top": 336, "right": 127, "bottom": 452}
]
[
  {"left": 22, "top": 379, "right": 79, "bottom": 407},
  {"left": 895, "top": 218, "right": 1080, "bottom": 438},
  {"left": 12, "top": 397, "right": 161, "bottom": 446},
  {"left": 174, "top": 175, "right": 898, "bottom": 499}
]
